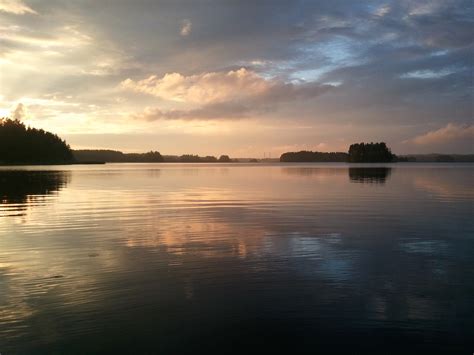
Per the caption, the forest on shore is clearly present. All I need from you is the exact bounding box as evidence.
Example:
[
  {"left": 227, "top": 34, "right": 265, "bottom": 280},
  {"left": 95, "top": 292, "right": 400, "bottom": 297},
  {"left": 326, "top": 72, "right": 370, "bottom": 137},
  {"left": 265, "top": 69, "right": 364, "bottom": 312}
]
[
  {"left": 0, "top": 118, "right": 234, "bottom": 164},
  {"left": 280, "top": 142, "right": 395, "bottom": 163},
  {"left": 1, "top": 118, "right": 472, "bottom": 165},
  {"left": 280, "top": 143, "right": 474, "bottom": 163},
  {"left": 73, "top": 150, "right": 234, "bottom": 163},
  {"left": 0, "top": 118, "right": 74, "bottom": 165}
]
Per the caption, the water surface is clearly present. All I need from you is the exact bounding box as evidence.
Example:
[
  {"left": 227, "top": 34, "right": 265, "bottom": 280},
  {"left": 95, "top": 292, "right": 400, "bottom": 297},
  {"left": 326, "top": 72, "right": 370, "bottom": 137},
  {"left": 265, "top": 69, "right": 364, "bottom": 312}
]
[{"left": 1, "top": 163, "right": 473, "bottom": 353}]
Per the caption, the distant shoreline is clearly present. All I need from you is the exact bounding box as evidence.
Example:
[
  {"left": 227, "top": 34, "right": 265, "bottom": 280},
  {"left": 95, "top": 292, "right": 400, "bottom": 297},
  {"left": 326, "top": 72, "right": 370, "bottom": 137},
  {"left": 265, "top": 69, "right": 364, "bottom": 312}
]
[
  {"left": 2, "top": 119, "right": 472, "bottom": 165},
  {"left": 1, "top": 160, "right": 474, "bottom": 168}
]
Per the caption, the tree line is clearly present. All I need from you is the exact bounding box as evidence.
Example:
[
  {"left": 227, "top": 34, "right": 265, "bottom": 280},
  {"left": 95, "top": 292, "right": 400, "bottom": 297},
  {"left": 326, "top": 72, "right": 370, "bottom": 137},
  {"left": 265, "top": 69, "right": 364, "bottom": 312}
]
[
  {"left": 3, "top": 117, "right": 470, "bottom": 165},
  {"left": 0, "top": 118, "right": 234, "bottom": 165},
  {"left": 73, "top": 149, "right": 164, "bottom": 163},
  {"left": 280, "top": 151, "right": 348, "bottom": 162},
  {"left": 73, "top": 150, "right": 234, "bottom": 163},
  {"left": 280, "top": 142, "right": 395, "bottom": 163}
]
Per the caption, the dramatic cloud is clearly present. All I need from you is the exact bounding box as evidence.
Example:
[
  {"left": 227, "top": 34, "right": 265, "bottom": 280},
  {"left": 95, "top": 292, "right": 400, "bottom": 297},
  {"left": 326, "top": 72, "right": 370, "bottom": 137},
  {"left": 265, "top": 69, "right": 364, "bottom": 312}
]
[
  {"left": 122, "top": 68, "right": 333, "bottom": 120},
  {"left": 0, "top": 0, "right": 36, "bottom": 14},
  {"left": 180, "top": 19, "right": 192, "bottom": 36},
  {"left": 121, "top": 68, "right": 272, "bottom": 104},
  {"left": 0, "top": 0, "right": 472, "bottom": 154},
  {"left": 409, "top": 124, "right": 474, "bottom": 146}
]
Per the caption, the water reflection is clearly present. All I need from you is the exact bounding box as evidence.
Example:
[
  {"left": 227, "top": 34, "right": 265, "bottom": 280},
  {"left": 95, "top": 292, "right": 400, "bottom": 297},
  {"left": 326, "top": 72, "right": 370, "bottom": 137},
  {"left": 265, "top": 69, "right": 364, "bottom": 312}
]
[
  {"left": 412, "top": 168, "right": 474, "bottom": 201},
  {"left": 348, "top": 167, "right": 392, "bottom": 183},
  {"left": 281, "top": 167, "right": 346, "bottom": 177},
  {"left": 0, "top": 170, "right": 70, "bottom": 216},
  {"left": 0, "top": 164, "right": 472, "bottom": 353}
]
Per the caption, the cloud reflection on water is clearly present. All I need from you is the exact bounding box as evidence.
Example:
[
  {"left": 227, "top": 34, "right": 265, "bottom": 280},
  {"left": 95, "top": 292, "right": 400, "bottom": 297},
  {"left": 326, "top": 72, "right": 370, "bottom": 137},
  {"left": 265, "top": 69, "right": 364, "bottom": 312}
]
[{"left": 0, "top": 164, "right": 472, "bottom": 352}]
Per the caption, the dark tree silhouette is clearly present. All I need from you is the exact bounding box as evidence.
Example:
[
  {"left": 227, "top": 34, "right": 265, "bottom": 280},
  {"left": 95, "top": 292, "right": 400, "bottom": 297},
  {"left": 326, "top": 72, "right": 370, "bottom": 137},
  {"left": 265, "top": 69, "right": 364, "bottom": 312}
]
[
  {"left": 397, "top": 154, "right": 474, "bottom": 162},
  {"left": 124, "top": 151, "right": 164, "bottom": 162},
  {"left": 218, "top": 155, "right": 231, "bottom": 162},
  {"left": 73, "top": 150, "right": 164, "bottom": 163},
  {"left": 280, "top": 151, "right": 348, "bottom": 162},
  {"left": 0, "top": 118, "right": 74, "bottom": 164},
  {"left": 160, "top": 154, "right": 232, "bottom": 162},
  {"left": 435, "top": 154, "right": 455, "bottom": 162},
  {"left": 73, "top": 150, "right": 125, "bottom": 162},
  {"left": 348, "top": 142, "right": 394, "bottom": 163},
  {"left": 280, "top": 143, "right": 397, "bottom": 163},
  {"left": 74, "top": 150, "right": 234, "bottom": 163},
  {"left": 179, "top": 154, "right": 204, "bottom": 162},
  {"left": 204, "top": 156, "right": 218, "bottom": 162}
]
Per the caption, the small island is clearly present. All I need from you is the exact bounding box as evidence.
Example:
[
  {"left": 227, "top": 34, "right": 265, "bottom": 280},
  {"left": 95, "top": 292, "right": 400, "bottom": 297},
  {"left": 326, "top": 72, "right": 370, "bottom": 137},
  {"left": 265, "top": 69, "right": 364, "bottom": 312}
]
[
  {"left": 280, "top": 142, "right": 395, "bottom": 163},
  {"left": 348, "top": 142, "right": 395, "bottom": 163}
]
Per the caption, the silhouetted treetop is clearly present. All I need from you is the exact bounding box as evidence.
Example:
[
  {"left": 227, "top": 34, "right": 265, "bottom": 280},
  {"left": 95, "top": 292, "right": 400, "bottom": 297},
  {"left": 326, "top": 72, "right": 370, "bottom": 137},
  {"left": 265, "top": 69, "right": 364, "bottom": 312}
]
[
  {"left": 218, "top": 155, "right": 231, "bottom": 162},
  {"left": 124, "top": 151, "right": 164, "bottom": 162},
  {"left": 348, "top": 142, "right": 394, "bottom": 163},
  {"left": 0, "top": 118, "right": 74, "bottom": 165},
  {"left": 73, "top": 150, "right": 164, "bottom": 163}
]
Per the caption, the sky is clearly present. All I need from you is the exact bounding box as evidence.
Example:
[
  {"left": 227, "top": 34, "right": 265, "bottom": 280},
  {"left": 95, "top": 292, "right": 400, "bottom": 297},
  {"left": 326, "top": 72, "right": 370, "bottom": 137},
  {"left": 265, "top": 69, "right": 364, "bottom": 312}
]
[{"left": 0, "top": 0, "right": 473, "bottom": 156}]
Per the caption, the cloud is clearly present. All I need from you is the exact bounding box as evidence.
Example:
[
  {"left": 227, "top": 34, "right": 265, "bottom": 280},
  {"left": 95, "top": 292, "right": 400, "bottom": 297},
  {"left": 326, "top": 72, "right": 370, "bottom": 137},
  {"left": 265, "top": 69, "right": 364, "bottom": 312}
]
[
  {"left": 0, "top": 0, "right": 473, "bottom": 153},
  {"left": 408, "top": 123, "right": 474, "bottom": 146},
  {"left": 121, "top": 68, "right": 272, "bottom": 104},
  {"left": 133, "top": 102, "right": 255, "bottom": 121},
  {"left": 121, "top": 68, "right": 333, "bottom": 104},
  {"left": 400, "top": 68, "right": 457, "bottom": 79},
  {"left": 180, "top": 19, "right": 192, "bottom": 36},
  {"left": 11, "top": 102, "right": 26, "bottom": 120},
  {"left": 122, "top": 68, "right": 333, "bottom": 120},
  {"left": 0, "top": 0, "right": 36, "bottom": 14},
  {"left": 373, "top": 4, "right": 391, "bottom": 17}
]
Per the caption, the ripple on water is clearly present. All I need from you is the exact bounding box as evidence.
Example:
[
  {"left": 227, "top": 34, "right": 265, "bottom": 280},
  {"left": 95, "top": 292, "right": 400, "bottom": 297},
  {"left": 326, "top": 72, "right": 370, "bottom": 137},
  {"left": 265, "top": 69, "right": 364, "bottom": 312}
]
[{"left": 0, "top": 164, "right": 473, "bottom": 353}]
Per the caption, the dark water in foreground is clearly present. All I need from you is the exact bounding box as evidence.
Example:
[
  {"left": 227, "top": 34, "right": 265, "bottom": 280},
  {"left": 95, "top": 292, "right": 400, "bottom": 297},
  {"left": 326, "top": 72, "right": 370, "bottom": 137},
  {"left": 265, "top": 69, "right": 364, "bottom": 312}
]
[{"left": 0, "top": 163, "right": 473, "bottom": 354}]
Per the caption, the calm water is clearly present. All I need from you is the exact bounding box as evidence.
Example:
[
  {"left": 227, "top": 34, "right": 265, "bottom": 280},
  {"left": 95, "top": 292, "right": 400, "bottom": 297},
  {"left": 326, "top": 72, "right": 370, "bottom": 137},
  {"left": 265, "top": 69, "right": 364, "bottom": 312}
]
[{"left": 0, "top": 163, "right": 473, "bottom": 354}]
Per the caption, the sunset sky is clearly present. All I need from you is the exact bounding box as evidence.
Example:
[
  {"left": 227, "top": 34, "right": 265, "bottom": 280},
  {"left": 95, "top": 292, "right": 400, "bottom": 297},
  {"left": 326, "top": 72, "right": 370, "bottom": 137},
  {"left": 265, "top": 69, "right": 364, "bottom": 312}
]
[{"left": 0, "top": 0, "right": 472, "bottom": 156}]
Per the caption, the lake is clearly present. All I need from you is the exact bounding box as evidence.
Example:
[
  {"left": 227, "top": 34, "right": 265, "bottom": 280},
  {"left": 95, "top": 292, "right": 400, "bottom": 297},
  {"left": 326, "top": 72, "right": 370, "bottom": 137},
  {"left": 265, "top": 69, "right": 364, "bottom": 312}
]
[{"left": 0, "top": 163, "right": 473, "bottom": 353}]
